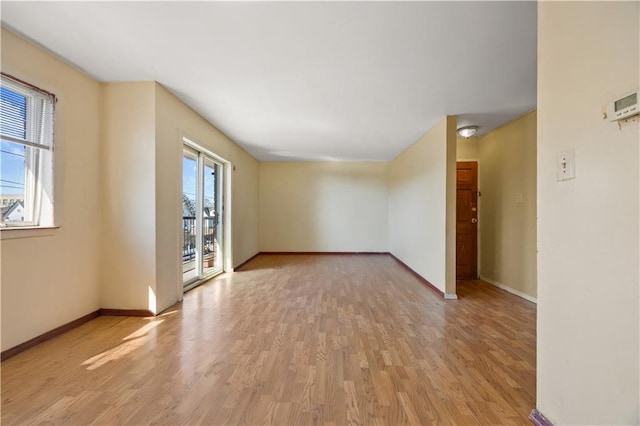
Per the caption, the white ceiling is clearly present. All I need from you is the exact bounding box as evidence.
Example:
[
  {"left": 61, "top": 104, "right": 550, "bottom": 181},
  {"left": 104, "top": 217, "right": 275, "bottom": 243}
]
[{"left": 1, "top": 1, "right": 537, "bottom": 161}]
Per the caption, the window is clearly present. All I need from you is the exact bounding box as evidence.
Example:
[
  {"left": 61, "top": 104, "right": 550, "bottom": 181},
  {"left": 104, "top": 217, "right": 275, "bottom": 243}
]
[{"left": 0, "top": 74, "right": 55, "bottom": 227}]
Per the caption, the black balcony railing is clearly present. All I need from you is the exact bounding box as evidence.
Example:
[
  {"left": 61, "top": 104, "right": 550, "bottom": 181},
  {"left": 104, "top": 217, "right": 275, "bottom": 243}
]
[{"left": 182, "top": 216, "right": 217, "bottom": 262}]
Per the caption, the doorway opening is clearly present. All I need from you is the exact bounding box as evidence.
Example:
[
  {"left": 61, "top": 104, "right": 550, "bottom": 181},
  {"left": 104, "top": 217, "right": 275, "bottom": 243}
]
[{"left": 182, "top": 141, "right": 229, "bottom": 291}]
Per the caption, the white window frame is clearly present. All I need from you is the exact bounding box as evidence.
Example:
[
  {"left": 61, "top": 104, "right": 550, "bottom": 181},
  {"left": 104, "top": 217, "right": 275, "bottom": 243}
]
[{"left": 0, "top": 73, "right": 55, "bottom": 228}]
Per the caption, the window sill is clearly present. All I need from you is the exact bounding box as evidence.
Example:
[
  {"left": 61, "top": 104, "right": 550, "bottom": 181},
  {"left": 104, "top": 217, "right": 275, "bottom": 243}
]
[{"left": 0, "top": 226, "right": 60, "bottom": 240}]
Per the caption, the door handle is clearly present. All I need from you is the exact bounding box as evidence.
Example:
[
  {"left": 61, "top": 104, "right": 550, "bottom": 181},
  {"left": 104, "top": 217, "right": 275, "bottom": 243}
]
[{"left": 471, "top": 218, "right": 478, "bottom": 223}]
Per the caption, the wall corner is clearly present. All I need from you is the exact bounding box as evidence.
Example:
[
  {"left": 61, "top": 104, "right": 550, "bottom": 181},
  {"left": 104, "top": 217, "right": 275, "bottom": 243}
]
[{"left": 445, "top": 115, "right": 457, "bottom": 295}]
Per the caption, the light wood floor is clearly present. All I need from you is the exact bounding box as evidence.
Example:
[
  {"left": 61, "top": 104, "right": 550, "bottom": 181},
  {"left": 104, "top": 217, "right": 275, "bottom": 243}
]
[{"left": 1, "top": 254, "right": 536, "bottom": 425}]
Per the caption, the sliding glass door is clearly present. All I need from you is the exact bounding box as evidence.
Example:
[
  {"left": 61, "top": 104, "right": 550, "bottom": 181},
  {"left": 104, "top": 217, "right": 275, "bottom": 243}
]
[{"left": 182, "top": 145, "right": 224, "bottom": 289}]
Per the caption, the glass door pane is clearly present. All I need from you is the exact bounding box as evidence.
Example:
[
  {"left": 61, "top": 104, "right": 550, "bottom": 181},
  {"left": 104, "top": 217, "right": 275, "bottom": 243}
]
[
  {"left": 182, "top": 149, "right": 198, "bottom": 285},
  {"left": 214, "top": 162, "right": 224, "bottom": 272},
  {"left": 182, "top": 144, "right": 225, "bottom": 290},
  {"left": 202, "top": 159, "right": 223, "bottom": 275}
]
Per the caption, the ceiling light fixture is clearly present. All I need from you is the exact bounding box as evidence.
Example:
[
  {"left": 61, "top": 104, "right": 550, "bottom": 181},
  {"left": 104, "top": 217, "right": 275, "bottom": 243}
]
[{"left": 457, "top": 125, "right": 479, "bottom": 138}]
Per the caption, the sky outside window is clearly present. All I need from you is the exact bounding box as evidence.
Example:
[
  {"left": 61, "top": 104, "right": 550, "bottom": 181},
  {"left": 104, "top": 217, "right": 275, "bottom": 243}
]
[
  {"left": 182, "top": 156, "right": 216, "bottom": 211},
  {"left": 1, "top": 87, "right": 27, "bottom": 197}
]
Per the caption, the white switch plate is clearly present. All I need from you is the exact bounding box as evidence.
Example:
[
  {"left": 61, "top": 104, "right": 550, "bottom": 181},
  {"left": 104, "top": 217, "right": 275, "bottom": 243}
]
[{"left": 557, "top": 149, "right": 576, "bottom": 181}]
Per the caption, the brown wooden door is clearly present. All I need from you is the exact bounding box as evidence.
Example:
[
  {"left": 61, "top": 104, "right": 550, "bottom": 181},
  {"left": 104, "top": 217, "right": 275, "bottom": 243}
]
[{"left": 456, "top": 162, "right": 478, "bottom": 280}]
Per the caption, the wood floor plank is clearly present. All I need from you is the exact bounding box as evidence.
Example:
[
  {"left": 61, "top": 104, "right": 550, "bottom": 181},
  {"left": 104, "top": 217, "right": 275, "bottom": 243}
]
[{"left": 1, "top": 254, "right": 536, "bottom": 425}]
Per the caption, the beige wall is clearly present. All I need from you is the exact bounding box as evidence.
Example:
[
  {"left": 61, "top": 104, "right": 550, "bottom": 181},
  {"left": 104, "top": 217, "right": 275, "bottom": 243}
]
[
  {"left": 456, "top": 136, "right": 479, "bottom": 161},
  {"left": 101, "top": 82, "right": 261, "bottom": 314},
  {"left": 1, "top": 28, "right": 102, "bottom": 351},
  {"left": 1, "top": 29, "right": 260, "bottom": 349},
  {"left": 155, "top": 84, "right": 260, "bottom": 311},
  {"left": 478, "top": 111, "right": 537, "bottom": 299},
  {"left": 537, "top": 2, "right": 639, "bottom": 424},
  {"left": 259, "top": 162, "right": 388, "bottom": 252},
  {"left": 100, "top": 82, "right": 157, "bottom": 312},
  {"left": 388, "top": 116, "right": 457, "bottom": 296},
  {"left": 444, "top": 117, "right": 457, "bottom": 296}
]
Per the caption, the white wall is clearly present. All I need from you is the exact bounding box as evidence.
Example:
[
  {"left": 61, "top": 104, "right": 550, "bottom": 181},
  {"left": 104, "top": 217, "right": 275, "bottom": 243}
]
[
  {"left": 1, "top": 28, "right": 102, "bottom": 351},
  {"left": 537, "top": 2, "right": 639, "bottom": 424},
  {"left": 259, "top": 162, "right": 388, "bottom": 252},
  {"left": 388, "top": 116, "right": 457, "bottom": 295}
]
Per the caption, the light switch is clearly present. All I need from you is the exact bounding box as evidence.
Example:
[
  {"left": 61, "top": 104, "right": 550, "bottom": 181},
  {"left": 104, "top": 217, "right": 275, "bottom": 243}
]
[{"left": 556, "top": 149, "right": 576, "bottom": 181}]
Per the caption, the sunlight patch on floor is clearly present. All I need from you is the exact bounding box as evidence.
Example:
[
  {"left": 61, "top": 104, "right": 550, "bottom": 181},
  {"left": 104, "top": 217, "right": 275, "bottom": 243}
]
[{"left": 81, "top": 319, "right": 164, "bottom": 370}]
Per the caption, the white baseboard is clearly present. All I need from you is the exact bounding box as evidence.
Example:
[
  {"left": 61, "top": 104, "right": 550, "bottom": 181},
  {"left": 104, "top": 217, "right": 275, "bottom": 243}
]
[
  {"left": 444, "top": 293, "right": 458, "bottom": 300},
  {"left": 479, "top": 275, "right": 537, "bottom": 304}
]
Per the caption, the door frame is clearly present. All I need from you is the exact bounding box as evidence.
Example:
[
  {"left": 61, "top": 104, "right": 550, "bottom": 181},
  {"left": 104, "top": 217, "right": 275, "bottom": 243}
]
[{"left": 180, "top": 135, "right": 233, "bottom": 296}]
